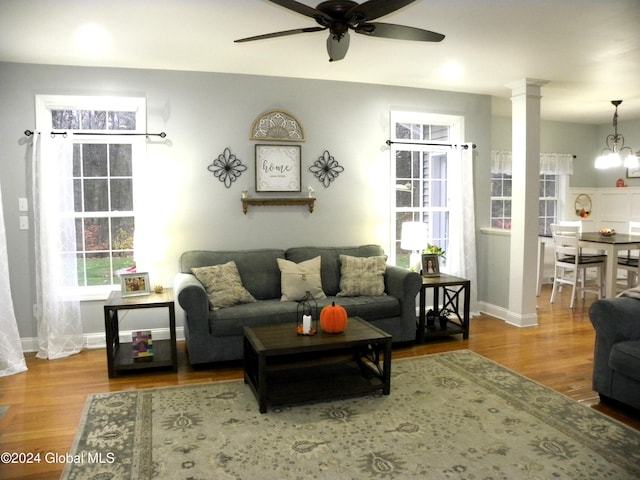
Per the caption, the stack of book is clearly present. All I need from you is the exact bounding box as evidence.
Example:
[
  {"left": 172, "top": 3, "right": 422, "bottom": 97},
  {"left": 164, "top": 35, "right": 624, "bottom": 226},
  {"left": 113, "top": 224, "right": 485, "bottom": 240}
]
[{"left": 132, "top": 331, "right": 153, "bottom": 360}]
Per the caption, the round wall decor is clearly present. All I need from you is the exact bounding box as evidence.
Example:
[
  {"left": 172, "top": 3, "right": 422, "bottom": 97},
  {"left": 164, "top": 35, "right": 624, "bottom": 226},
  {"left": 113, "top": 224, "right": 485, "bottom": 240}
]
[{"left": 575, "top": 194, "right": 591, "bottom": 218}]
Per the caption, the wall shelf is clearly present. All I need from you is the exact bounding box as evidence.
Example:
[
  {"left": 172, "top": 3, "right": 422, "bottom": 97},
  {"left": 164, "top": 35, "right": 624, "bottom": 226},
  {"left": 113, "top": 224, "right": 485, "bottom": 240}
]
[{"left": 241, "top": 197, "right": 315, "bottom": 214}]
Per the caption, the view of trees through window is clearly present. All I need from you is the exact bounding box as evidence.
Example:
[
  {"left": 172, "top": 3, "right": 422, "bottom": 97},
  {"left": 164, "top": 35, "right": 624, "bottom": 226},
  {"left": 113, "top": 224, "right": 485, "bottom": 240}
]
[{"left": 52, "top": 107, "right": 138, "bottom": 287}]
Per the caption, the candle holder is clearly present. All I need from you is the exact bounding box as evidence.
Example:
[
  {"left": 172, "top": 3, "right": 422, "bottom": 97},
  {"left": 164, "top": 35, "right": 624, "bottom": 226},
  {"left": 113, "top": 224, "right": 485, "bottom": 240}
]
[{"left": 296, "top": 291, "right": 317, "bottom": 335}]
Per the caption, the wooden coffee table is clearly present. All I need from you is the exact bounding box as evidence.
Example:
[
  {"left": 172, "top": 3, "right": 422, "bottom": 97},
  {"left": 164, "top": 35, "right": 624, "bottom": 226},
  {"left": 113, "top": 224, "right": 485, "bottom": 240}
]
[{"left": 243, "top": 317, "right": 392, "bottom": 413}]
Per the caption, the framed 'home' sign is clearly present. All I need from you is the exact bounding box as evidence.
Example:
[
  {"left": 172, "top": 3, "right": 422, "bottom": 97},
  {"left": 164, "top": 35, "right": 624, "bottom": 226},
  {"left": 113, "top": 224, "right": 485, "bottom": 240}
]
[{"left": 255, "top": 144, "right": 301, "bottom": 192}]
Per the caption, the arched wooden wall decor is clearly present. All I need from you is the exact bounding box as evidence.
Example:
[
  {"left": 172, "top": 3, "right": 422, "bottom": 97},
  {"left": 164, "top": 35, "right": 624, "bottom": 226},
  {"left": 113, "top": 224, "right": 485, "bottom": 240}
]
[{"left": 250, "top": 110, "right": 305, "bottom": 142}]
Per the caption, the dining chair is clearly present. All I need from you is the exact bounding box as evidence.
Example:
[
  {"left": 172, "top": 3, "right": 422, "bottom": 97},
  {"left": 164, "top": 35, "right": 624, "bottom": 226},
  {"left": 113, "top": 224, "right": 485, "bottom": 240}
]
[
  {"left": 557, "top": 219, "right": 602, "bottom": 287},
  {"left": 558, "top": 220, "right": 582, "bottom": 230},
  {"left": 617, "top": 221, "right": 640, "bottom": 288},
  {"left": 538, "top": 220, "right": 588, "bottom": 296},
  {"left": 550, "top": 223, "right": 606, "bottom": 308}
]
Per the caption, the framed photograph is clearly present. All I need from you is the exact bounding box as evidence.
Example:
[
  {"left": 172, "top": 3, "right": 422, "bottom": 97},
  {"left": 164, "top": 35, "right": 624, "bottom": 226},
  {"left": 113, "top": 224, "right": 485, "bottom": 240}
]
[
  {"left": 120, "top": 272, "right": 150, "bottom": 297},
  {"left": 421, "top": 254, "right": 440, "bottom": 277},
  {"left": 627, "top": 165, "right": 640, "bottom": 178},
  {"left": 255, "top": 144, "right": 301, "bottom": 192}
]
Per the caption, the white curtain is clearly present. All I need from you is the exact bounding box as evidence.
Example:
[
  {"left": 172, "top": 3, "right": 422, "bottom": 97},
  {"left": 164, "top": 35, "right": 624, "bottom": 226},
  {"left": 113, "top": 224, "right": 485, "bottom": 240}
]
[
  {"left": 447, "top": 144, "right": 478, "bottom": 314},
  {"left": 491, "top": 150, "right": 574, "bottom": 175},
  {"left": 0, "top": 179, "right": 27, "bottom": 377},
  {"left": 31, "top": 133, "right": 83, "bottom": 359}
]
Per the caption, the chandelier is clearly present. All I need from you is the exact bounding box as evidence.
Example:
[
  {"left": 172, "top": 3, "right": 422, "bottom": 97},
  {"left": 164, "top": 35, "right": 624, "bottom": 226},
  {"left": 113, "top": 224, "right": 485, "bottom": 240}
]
[{"left": 595, "top": 100, "right": 639, "bottom": 169}]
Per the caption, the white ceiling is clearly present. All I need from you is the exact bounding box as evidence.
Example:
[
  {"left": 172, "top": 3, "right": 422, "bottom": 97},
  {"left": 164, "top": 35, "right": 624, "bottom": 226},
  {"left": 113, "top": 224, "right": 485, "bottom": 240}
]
[{"left": 1, "top": 0, "right": 639, "bottom": 124}]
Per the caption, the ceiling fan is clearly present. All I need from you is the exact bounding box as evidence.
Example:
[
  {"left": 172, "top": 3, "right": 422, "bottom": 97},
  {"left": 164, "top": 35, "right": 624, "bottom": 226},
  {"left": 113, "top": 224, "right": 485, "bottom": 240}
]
[{"left": 234, "top": 0, "right": 445, "bottom": 62}]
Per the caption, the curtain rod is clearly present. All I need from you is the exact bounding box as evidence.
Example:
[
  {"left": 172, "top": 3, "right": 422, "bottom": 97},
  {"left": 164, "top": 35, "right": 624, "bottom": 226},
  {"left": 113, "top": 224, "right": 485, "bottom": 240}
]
[
  {"left": 386, "top": 139, "right": 476, "bottom": 149},
  {"left": 24, "top": 129, "right": 167, "bottom": 138}
]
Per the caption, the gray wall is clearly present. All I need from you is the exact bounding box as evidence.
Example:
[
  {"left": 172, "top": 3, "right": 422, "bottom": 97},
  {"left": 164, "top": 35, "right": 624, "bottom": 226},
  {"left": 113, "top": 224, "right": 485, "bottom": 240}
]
[
  {"left": 3, "top": 62, "right": 637, "bottom": 339},
  {"left": 492, "top": 115, "right": 640, "bottom": 189},
  {"left": 0, "top": 62, "right": 493, "bottom": 339}
]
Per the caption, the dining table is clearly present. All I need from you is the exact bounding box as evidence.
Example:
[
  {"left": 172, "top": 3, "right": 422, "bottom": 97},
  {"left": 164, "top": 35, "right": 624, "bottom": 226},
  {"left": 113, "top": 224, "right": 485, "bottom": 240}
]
[{"left": 537, "top": 232, "right": 640, "bottom": 299}]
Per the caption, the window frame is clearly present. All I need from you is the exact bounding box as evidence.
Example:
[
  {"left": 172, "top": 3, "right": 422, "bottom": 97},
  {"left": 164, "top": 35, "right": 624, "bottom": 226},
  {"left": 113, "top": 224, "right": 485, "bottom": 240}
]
[
  {"left": 35, "top": 95, "right": 146, "bottom": 300},
  {"left": 490, "top": 172, "right": 568, "bottom": 235},
  {"left": 389, "top": 111, "right": 462, "bottom": 266}
]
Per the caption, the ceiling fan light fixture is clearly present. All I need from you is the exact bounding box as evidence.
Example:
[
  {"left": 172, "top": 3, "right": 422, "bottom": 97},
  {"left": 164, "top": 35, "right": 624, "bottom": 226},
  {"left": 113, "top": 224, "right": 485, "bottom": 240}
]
[
  {"left": 327, "top": 31, "right": 350, "bottom": 62},
  {"left": 595, "top": 100, "right": 637, "bottom": 169},
  {"left": 235, "top": 1, "right": 443, "bottom": 61}
]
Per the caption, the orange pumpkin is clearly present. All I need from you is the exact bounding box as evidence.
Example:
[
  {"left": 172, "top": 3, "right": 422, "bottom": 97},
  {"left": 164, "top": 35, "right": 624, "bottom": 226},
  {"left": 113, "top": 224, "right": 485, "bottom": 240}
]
[{"left": 320, "top": 302, "right": 348, "bottom": 333}]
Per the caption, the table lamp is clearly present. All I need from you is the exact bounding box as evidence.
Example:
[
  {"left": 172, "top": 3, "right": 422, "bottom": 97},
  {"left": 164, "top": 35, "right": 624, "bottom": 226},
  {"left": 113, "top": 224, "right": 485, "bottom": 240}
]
[{"left": 401, "top": 222, "right": 427, "bottom": 272}]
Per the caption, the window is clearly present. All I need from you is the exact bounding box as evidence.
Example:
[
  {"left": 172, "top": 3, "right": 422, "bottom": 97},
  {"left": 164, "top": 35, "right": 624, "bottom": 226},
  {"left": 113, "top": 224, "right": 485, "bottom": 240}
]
[
  {"left": 490, "top": 173, "right": 559, "bottom": 235},
  {"left": 490, "top": 173, "right": 512, "bottom": 229},
  {"left": 390, "top": 112, "right": 461, "bottom": 267},
  {"left": 36, "top": 96, "right": 146, "bottom": 293},
  {"left": 539, "top": 174, "right": 558, "bottom": 236}
]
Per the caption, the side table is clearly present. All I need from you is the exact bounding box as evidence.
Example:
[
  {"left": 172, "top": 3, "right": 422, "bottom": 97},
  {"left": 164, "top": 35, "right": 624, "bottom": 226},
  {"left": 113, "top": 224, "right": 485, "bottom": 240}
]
[
  {"left": 103, "top": 288, "right": 177, "bottom": 378},
  {"left": 416, "top": 274, "right": 470, "bottom": 343}
]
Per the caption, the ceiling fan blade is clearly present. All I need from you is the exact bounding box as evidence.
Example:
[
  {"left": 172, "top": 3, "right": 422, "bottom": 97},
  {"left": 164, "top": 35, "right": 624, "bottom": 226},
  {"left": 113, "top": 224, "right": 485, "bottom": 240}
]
[
  {"left": 348, "top": 0, "right": 416, "bottom": 22},
  {"left": 235, "top": 26, "right": 326, "bottom": 43},
  {"left": 355, "top": 22, "right": 445, "bottom": 42},
  {"left": 269, "top": 0, "right": 331, "bottom": 22}
]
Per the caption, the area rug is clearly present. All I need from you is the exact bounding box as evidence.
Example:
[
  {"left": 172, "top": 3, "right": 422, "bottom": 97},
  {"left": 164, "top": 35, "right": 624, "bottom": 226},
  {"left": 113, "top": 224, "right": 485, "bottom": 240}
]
[{"left": 62, "top": 350, "right": 640, "bottom": 479}]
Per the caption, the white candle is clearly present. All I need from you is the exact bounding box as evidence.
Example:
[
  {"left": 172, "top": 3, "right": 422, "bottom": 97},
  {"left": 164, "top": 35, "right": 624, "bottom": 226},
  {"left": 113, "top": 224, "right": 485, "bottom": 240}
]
[{"left": 303, "top": 315, "right": 311, "bottom": 334}]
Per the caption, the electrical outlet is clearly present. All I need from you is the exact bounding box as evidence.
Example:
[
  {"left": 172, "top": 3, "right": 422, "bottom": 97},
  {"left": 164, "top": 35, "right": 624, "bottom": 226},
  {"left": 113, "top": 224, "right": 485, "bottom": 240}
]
[{"left": 19, "top": 216, "right": 29, "bottom": 230}]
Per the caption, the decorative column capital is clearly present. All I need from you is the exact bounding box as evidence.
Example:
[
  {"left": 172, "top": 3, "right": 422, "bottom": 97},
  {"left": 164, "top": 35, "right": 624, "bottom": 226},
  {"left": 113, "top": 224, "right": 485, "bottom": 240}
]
[{"left": 507, "top": 78, "right": 549, "bottom": 98}]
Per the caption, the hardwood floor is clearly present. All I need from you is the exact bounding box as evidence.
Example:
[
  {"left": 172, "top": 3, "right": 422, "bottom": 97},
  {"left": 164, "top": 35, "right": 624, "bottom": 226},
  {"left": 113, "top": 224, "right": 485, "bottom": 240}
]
[{"left": 1, "top": 285, "right": 639, "bottom": 479}]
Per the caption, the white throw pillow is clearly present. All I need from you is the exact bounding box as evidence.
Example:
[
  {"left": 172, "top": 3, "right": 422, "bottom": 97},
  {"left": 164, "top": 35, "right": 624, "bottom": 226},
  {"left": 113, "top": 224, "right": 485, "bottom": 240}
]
[{"left": 277, "top": 256, "right": 326, "bottom": 301}]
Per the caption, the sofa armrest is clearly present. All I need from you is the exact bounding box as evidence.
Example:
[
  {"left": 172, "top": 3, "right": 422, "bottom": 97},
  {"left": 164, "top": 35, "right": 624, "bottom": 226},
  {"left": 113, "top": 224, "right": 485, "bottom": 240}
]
[
  {"left": 589, "top": 297, "right": 640, "bottom": 344},
  {"left": 384, "top": 265, "right": 422, "bottom": 314},
  {"left": 174, "top": 273, "right": 209, "bottom": 334}
]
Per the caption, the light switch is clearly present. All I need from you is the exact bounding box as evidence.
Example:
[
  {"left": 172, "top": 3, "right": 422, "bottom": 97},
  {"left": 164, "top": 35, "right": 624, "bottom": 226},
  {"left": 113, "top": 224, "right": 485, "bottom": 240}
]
[
  {"left": 18, "top": 197, "right": 28, "bottom": 211},
  {"left": 19, "top": 216, "right": 29, "bottom": 230}
]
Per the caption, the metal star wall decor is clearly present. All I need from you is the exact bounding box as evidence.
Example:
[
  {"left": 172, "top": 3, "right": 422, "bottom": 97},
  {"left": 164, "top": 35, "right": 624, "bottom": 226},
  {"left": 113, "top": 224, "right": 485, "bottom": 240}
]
[
  {"left": 309, "top": 150, "right": 344, "bottom": 187},
  {"left": 208, "top": 147, "right": 247, "bottom": 188}
]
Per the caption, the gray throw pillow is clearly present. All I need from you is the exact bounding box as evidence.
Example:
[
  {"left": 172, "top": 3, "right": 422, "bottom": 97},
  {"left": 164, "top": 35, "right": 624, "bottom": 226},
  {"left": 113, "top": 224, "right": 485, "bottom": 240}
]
[
  {"left": 337, "top": 255, "right": 387, "bottom": 297},
  {"left": 191, "top": 261, "right": 256, "bottom": 309}
]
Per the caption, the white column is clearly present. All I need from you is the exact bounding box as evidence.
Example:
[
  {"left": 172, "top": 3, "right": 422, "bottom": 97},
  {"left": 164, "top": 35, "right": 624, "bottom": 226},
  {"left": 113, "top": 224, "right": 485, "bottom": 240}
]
[{"left": 507, "top": 78, "right": 548, "bottom": 327}]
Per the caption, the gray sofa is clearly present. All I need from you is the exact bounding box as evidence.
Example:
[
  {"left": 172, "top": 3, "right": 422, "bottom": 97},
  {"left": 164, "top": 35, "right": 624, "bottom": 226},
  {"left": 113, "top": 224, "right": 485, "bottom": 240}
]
[
  {"left": 589, "top": 294, "right": 640, "bottom": 410},
  {"left": 174, "top": 244, "right": 422, "bottom": 366}
]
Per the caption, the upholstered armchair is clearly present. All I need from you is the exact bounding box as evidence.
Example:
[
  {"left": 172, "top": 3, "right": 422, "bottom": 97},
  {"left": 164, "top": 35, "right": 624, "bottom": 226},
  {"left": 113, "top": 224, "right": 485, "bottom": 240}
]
[{"left": 589, "top": 293, "right": 640, "bottom": 410}]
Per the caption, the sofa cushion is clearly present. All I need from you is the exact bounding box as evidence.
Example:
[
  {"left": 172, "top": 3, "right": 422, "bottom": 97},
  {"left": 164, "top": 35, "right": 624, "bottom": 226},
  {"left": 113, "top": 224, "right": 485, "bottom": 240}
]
[
  {"left": 180, "top": 249, "right": 285, "bottom": 300},
  {"left": 609, "top": 340, "right": 640, "bottom": 382},
  {"left": 277, "top": 256, "right": 326, "bottom": 301},
  {"left": 209, "top": 299, "right": 300, "bottom": 336},
  {"left": 209, "top": 296, "right": 401, "bottom": 337},
  {"left": 192, "top": 261, "right": 257, "bottom": 310},
  {"left": 285, "top": 245, "right": 385, "bottom": 296},
  {"left": 317, "top": 296, "right": 400, "bottom": 321},
  {"left": 337, "top": 254, "right": 387, "bottom": 297}
]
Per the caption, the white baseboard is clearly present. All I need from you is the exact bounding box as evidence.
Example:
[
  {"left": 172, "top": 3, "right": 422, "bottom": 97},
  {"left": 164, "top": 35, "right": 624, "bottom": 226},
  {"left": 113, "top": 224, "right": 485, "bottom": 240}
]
[
  {"left": 477, "top": 301, "right": 538, "bottom": 327},
  {"left": 477, "top": 301, "right": 509, "bottom": 322},
  {"left": 20, "top": 327, "right": 186, "bottom": 353}
]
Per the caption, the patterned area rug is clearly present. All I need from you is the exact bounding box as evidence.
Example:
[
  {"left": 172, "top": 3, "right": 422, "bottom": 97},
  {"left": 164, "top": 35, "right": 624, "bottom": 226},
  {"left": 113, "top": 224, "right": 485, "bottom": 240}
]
[{"left": 62, "top": 350, "right": 640, "bottom": 479}]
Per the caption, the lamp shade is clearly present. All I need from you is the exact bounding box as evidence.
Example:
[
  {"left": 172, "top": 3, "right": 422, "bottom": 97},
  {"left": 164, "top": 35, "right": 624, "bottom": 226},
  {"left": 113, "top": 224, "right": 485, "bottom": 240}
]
[{"left": 400, "top": 222, "right": 427, "bottom": 251}]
